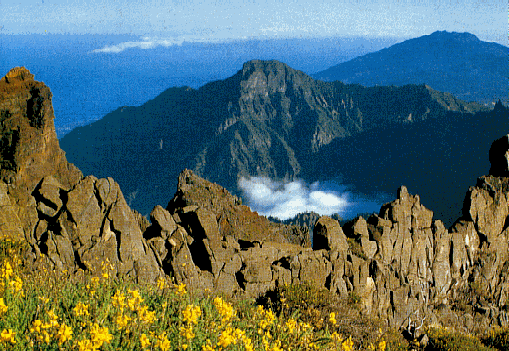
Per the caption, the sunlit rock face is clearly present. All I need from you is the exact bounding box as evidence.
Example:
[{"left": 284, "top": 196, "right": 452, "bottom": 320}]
[
  {"left": 0, "top": 68, "right": 163, "bottom": 282},
  {"left": 0, "top": 67, "right": 83, "bottom": 236}
]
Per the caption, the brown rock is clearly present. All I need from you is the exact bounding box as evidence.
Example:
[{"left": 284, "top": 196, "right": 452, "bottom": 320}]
[
  {"left": 168, "top": 169, "right": 310, "bottom": 246},
  {"left": 0, "top": 67, "right": 82, "bottom": 236},
  {"left": 313, "top": 216, "right": 348, "bottom": 252}
]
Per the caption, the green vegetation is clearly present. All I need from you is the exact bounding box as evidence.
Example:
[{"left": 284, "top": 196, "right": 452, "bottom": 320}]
[
  {"left": 426, "top": 327, "right": 496, "bottom": 351},
  {"left": 0, "top": 238, "right": 392, "bottom": 350},
  {"left": 0, "top": 236, "right": 508, "bottom": 350}
]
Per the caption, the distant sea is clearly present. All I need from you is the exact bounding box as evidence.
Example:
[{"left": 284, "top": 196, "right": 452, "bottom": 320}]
[{"left": 1, "top": 34, "right": 402, "bottom": 137}]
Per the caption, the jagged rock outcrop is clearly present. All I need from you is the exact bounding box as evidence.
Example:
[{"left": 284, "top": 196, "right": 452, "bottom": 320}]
[
  {"left": 144, "top": 135, "right": 509, "bottom": 332},
  {"left": 0, "top": 68, "right": 163, "bottom": 282},
  {"left": 144, "top": 169, "right": 313, "bottom": 295},
  {"left": 167, "top": 169, "right": 310, "bottom": 246},
  {"left": 0, "top": 67, "right": 83, "bottom": 236}
]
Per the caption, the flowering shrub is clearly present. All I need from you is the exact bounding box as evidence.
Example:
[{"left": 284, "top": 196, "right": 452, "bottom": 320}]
[{"left": 0, "top": 236, "right": 505, "bottom": 350}]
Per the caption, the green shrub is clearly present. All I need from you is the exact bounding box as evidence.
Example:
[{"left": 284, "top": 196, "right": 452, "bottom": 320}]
[
  {"left": 481, "top": 327, "right": 509, "bottom": 350},
  {"left": 426, "top": 327, "right": 495, "bottom": 351}
]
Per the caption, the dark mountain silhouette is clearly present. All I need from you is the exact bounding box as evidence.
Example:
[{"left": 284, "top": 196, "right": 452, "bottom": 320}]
[
  {"left": 60, "top": 59, "right": 489, "bottom": 222},
  {"left": 308, "top": 101, "right": 509, "bottom": 226},
  {"left": 313, "top": 31, "right": 508, "bottom": 104}
]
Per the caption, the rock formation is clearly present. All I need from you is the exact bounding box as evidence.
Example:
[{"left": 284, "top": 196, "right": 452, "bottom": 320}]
[
  {"left": 1, "top": 67, "right": 509, "bottom": 333},
  {"left": 0, "top": 67, "right": 82, "bottom": 237},
  {"left": 0, "top": 68, "right": 163, "bottom": 282}
]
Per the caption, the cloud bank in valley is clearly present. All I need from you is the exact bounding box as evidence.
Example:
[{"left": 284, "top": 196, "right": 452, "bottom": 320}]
[
  {"left": 238, "top": 177, "right": 350, "bottom": 220},
  {"left": 238, "top": 177, "right": 390, "bottom": 221}
]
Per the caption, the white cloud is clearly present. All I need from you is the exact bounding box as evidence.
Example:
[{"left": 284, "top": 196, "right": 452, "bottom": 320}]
[
  {"left": 90, "top": 35, "right": 239, "bottom": 53},
  {"left": 238, "top": 177, "right": 350, "bottom": 220}
]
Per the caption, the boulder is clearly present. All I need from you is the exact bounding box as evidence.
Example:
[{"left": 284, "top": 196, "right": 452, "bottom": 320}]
[
  {"left": 168, "top": 169, "right": 310, "bottom": 246},
  {"left": 313, "top": 216, "right": 348, "bottom": 252}
]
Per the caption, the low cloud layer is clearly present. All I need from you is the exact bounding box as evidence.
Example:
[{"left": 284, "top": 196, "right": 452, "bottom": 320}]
[
  {"left": 238, "top": 177, "right": 350, "bottom": 220},
  {"left": 238, "top": 177, "right": 390, "bottom": 221},
  {"left": 90, "top": 36, "right": 229, "bottom": 53}
]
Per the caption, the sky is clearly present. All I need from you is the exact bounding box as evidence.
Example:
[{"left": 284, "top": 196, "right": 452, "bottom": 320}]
[{"left": 2, "top": 0, "right": 506, "bottom": 52}]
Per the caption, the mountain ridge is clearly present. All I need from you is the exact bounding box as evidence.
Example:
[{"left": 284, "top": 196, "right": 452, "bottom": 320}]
[
  {"left": 60, "top": 59, "right": 488, "bottom": 218},
  {"left": 313, "top": 30, "right": 508, "bottom": 104}
]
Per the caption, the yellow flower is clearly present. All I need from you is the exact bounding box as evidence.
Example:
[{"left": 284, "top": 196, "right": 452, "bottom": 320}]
[
  {"left": 174, "top": 282, "right": 187, "bottom": 295},
  {"left": 9, "top": 276, "right": 23, "bottom": 295},
  {"left": 0, "top": 298, "right": 7, "bottom": 314},
  {"left": 329, "top": 312, "right": 337, "bottom": 325},
  {"left": 39, "top": 296, "right": 49, "bottom": 304},
  {"left": 47, "top": 309, "right": 58, "bottom": 321},
  {"left": 156, "top": 277, "right": 167, "bottom": 290},
  {"left": 155, "top": 333, "right": 171, "bottom": 351},
  {"left": 180, "top": 325, "right": 195, "bottom": 340},
  {"left": 213, "top": 297, "right": 235, "bottom": 324},
  {"left": 286, "top": 318, "right": 297, "bottom": 334},
  {"left": 331, "top": 332, "right": 343, "bottom": 343},
  {"left": 1, "top": 262, "right": 13, "bottom": 280},
  {"left": 378, "top": 339, "right": 387, "bottom": 351},
  {"left": 77, "top": 339, "right": 95, "bottom": 351},
  {"left": 74, "top": 302, "right": 90, "bottom": 317},
  {"left": 128, "top": 289, "right": 144, "bottom": 311},
  {"left": 112, "top": 290, "right": 126, "bottom": 309},
  {"left": 90, "top": 323, "right": 113, "bottom": 348},
  {"left": 258, "top": 308, "right": 275, "bottom": 330},
  {"left": 116, "top": 314, "right": 131, "bottom": 330},
  {"left": 138, "top": 305, "right": 157, "bottom": 324},
  {"left": 140, "top": 333, "right": 151, "bottom": 348},
  {"left": 202, "top": 339, "right": 215, "bottom": 351},
  {"left": 0, "top": 329, "right": 15, "bottom": 344},
  {"left": 217, "top": 327, "right": 236, "bottom": 348},
  {"left": 182, "top": 304, "right": 201, "bottom": 325},
  {"left": 243, "top": 336, "right": 254, "bottom": 351},
  {"left": 56, "top": 323, "right": 73, "bottom": 345},
  {"left": 30, "top": 320, "right": 43, "bottom": 334},
  {"left": 342, "top": 336, "right": 354, "bottom": 351}
]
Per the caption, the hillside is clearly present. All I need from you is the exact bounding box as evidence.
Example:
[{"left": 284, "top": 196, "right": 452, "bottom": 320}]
[
  {"left": 314, "top": 31, "right": 508, "bottom": 104},
  {"left": 309, "top": 101, "right": 509, "bottom": 226},
  {"left": 60, "top": 59, "right": 487, "bottom": 219}
]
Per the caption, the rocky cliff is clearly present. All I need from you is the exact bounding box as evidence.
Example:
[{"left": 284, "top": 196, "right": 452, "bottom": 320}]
[
  {"left": 0, "top": 68, "right": 163, "bottom": 282},
  {"left": 1, "top": 67, "right": 509, "bottom": 334}
]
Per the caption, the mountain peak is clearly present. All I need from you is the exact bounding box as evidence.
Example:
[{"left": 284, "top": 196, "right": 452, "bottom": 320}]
[
  {"left": 241, "top": 59, "right": 290, "bottom": 72},
  {"left": 1, "top": 67, "right": 35, "bottom": 85},
  {"left": 428, "top": 30, "right": 480, "bottom": 42},
  {"left": 314, "top": 31, "right": 506, "bottom": 104},
  {"left": 239, "top": 59, "right": 306, "bottom": 80}
]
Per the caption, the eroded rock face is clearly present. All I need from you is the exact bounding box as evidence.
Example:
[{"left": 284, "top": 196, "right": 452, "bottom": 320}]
[
  {"left": 144, "top": 169, "right": 313, "bottom": 296},
  {"left": 167, "top": 169, "right": 310, "bottom": 247},
  {"left": 28, "top": 175, "right": 163, "bottom": 282},
  {"left": 0, "top": 67, "right": 83, "bottom": 236},
  {"left": 0, "top": 68, "right": 162, "bottom": 282}
]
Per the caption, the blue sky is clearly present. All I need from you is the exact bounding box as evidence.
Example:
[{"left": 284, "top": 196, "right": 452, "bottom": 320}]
[{"left": 2, "top": 0, "right": 506, "bottom": 51}]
